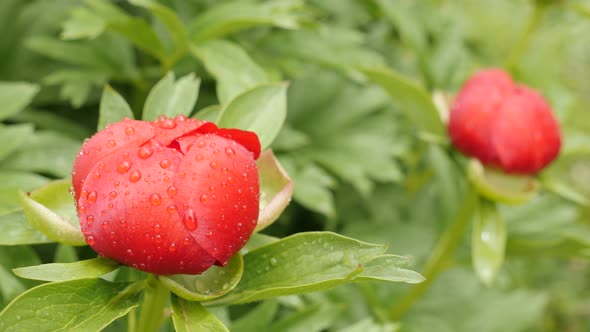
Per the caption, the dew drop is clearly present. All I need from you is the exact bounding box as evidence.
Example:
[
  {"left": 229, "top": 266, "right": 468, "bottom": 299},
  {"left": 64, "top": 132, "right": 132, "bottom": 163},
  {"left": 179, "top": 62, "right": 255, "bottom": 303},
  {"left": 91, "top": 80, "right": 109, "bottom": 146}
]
[
  {"left": 150, "top": 193, "right": 162, "bottom": 206},
  {"left": 167, "top": 205, "right": 177, "bottom": 214},
  {"left": 196, "top": 154, "right": 203, "bottom": 161},
  {"left": 80, "top": 190, "right": 88, "bottom": 198},
  {"left": 225, "top": 147, "right": 236, "bottom": 159},
  {"left": 117, "top": 161, "right": 132, "bottom": 173},
  {"left": 183, "top": 237, "right": 191, "bottom": 245},
  {"left": 197, "top": 141, "right": 205, "bottom": 148},
  {"left": 129, "top": 170, "right": 142, "bottom": 182},
  {"left": 213, "top": 149, "right": 219, "bottom": 155},
  {"left": 183, "top": 209, "right": 198, "bottom": 231},
  {"left": 199, "top": 194, "right": 208, "bottom": 204},
  {"left": 92, "top": 171, "right": 101, "bottom": 180},
  {"left": 87, "top": 191, "right": 97, "bottom": 203},
  {"left": 237, "top": 188, "right": 243, "bottom": 194},
  {"left": 270, "top": 257, "right": 278, "bottom": 266},
  {"left": 126, "top": 249, "right": 133, "bottom": 256},
  {"left": 206, "top": 231, "right": 213, "bottom": 238},
  {"left": 167, "top": 186, "right": 177, "bottom": 196},
  {"left": 86, "top": 215, "right": 94, "bottom": 223},
  {"left": 125, "top": 127, "right": 135, "bottom": 135},
  {"left": 160, "top": 159, "right": 171, "bottom": 169},
  {"left": 102, "top": 221, "right": 109, "bottom": 229},
  {"left": 86, "top": 235, "right": 95, "bottom": 246},
  {"left": 154, "top": 224, "right": 161, "bottom": 232},
  {"left": 208, "top": 186, "right": 215, "bottom": 193},
  {"left": 108, "top": 203, "right": 114, "bottom": 209},
  {"left": 210, "top": 161, "right": 218, "bottom": 169},
  {"left": 138, "top": 146, "right": 154, "bottom": 159},
  {"left": 159, "top": 118, "right": 177, "bottom": 129},
  {"left": 237, "top": 222, "right": 243, "bottom": 228},
  {"left": 168, "top": 243, "right": 176, "bottom": 252},
  {"left": 107, "top": 140, "right": 116, "bottom": 148},
  {"left": 109, "top": 191, "right": 117, "bottom": 199},
  {"left": 78, "top": 205, "right": 86, "bottom": 214},
  {"left": 114, "top": 181, "right": 120, "bottom": 187},
  {"left": 154, "top": 234, "right": 162, "bottom": 244},
  {"left": 178, "top": 171, "right": 186, "bottom": 178}
]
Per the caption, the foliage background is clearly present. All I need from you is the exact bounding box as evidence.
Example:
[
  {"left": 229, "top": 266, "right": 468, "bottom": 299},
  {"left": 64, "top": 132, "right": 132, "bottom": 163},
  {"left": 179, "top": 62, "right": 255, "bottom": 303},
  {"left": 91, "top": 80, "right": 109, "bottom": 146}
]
[{"left": 1, "top": 0, "right": 590, "bottom": 331}]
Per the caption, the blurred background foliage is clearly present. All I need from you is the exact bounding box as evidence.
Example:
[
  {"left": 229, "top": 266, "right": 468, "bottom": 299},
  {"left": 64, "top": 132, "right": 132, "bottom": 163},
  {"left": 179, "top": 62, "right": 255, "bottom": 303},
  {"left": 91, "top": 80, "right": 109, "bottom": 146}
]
[{"left": 1, "top": 0, "right": 590, "bottom": 331}]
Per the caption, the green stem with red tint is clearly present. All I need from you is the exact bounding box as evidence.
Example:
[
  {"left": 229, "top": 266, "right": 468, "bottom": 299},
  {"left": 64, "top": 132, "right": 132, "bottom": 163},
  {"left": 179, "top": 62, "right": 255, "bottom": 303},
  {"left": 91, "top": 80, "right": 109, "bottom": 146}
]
[{"left": 135, "top": 275, "right": 170, "bottom": 332}]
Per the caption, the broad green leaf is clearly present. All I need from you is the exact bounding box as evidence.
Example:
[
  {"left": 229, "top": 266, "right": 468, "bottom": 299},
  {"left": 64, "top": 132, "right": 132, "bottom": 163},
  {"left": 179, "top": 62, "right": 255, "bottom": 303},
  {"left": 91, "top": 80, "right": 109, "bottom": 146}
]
[
  {"left": 468, "top": 159, "right": 539, "bottom": 205},
  {"left": 207, "top": 232, "right": 386, "bottom": 304},
  {"left": 109, "top": 18, "right": 167, "bottom": 61},
  {"left": 10, "top": 110, "right": 91, "bottom": 140},
  {"left": 230, "top": 300, "right": 278, "bottom": 332},
  {"left": 61, "top": 7, "right": 105, "bottom": 40},
  {"left": 160, "top": 253, "right": 243, "bottom": 301},
  {"left": 13, "top": 258, "right": 120, "bottom": 282},
  {"left": 0, "top": 131, "right": 81, "bottom": 178},
  {"left": 268, "top": 304, "right": 340, "bottom": 332},
  {"left": 540, "top": 176, "right": 589, "bottom": 206},
  {"left": 243, "top": 233, "right": 280, "bottom": 253},
  {"left": 472, "top": 200, "right": 506, "bottom": 286},
  {"left": 143, "top": 72, "right": 201, "bottom": 121},
  {"left": 356, "top": 255, "right": 424, "bottom": 283},
  {"left": 0, "top": 172, "right": 48, "bottom": 215},
  {"left": 98, "top": 85, "right": 134, "bottom": 130},
  {"left": 256, "top": 150, "right": 294, "bottom": 231},
  {"left": 0, "top": 211, "right": 51, "bottom": 245},
  {"left": 361, "top": 67, "right": 445, "bottom": 138},
  {"left": 218, "top": 83, "right": 288, "bottom": 150},
  {"left": 129, "top": 0, "right": 188, "bottom": 54},
  {"left": 0, "top": 279, "right": 142, "bottom": 332},
  {"left": 188, "top": 0, "right": 303, "bottom": 43},
  {"left": 0, "top": 81, "right": 39, "bottom": 120},
  {"left": 194, "top": 104, "right": 221, "bottom": 123},
  {"left": 18, "top": 179, "right": 85, "bottom": 246},
  {"left": 171, "top": 296, "right": 229, "bottom": 332},
  {"left": 0, "top": 124, "right": 33, "bottom": 162},
  {"left": 0, "top": 266, "right": 26, "bottom": 307},
  {"left": 190, "top": 40, "right": 271, "bottom": 104}
]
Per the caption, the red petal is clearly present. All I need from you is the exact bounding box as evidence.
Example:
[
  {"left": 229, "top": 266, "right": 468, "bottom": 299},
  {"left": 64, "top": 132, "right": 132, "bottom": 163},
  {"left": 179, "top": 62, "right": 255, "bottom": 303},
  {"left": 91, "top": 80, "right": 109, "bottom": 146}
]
[
  {"left": 72, "top": 119, "right": 155, "bottom": 201},
  {"left": 78, "top": 144, "right": 215, "bottom": 275},
  {"left": 151, "top": 115, "right": 208, "bottom": 146},
  {"left": 172, "top": 133, "right": 259, "bottom": 266},
  {"left": 215, "top": 128, "right": 261, "bottom": 160}
]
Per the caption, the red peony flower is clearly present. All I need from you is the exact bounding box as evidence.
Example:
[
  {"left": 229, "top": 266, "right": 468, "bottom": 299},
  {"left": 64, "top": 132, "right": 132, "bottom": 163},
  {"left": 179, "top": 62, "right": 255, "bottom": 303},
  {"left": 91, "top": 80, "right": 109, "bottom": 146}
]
[
  {"left": 448, "top": 69, "right": 561, "bottom": 175},
  {"left": 72, "top": 115, "right": 261, "bottom": 275}
]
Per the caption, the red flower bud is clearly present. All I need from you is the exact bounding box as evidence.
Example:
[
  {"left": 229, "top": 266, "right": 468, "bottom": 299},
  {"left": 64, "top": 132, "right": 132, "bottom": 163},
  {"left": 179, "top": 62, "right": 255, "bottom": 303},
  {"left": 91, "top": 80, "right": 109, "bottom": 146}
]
[
  {"left": 448, "top": 69, "right": 561, "bottom": 175},
  {"left": 72, "top": 115, "right": 261, "bottom": 275}
]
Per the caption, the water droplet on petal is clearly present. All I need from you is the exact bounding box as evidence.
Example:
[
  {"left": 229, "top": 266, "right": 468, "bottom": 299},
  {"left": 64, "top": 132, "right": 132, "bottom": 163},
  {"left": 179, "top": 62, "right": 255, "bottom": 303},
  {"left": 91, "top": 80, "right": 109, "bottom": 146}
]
[
  {"left": 154, "top": 224, "right": 161, "bottom": 232},
  {"left": 102, "top": 221, "right": 109, "bottom": 229},
  {"left": 129, "top": 170, "right": 142, "bottom": 182},
  {"left": 92, "top": 171, "right": 101, "bottom": 180},
  {"left": 208, "top": 186, "right": 215, "bottom": 193},
  {"left": 154, "top": 234, "right": 162, "bottom": 244},
  {"left": 86, "top": 235, "right": 95, "bottom": 246},
  {"left": 210, "top": 161, "right": 217, "bottom": 169},
  {"left": 159, "top": 118, "right": 177, "bottom": 129},
  {"left": 107, "top": 140, "right": 116, "bottom": 148},
  {"left": 183, "top": 237, "right": 191, "bottom": 245},
  {"left": 178, "top": 171, "right": 186, "bottom": 178},
  {"left": 168, "top": 243, "right": 176, "bottom": 252},
  {"left": 125, "top": 127, "right": 135, "bottom": 135},
  {"left": 117, "top": 161, "right": 132, "bottom": 173},
  {"left": 183, "top": 209, "right": 198, "bottom": 231},
  {"left": 197, "top": 141, "right": 205, "bottom": 148},
  {"left": 199, "top": 194, "right": 208, "bottom": 204},
  {"left": 167, "top": 186, "right": 177, "bottom": 196},
  {"left": 109, "top": 191, "right": 117, "bottom": 199},
  {"left": 87, "top": 191, "right": 97, "bottom": 203},
  {"left": 150, "top": 193, "right": 162, "bottom": 206},
  {"left": 225, "top": 147, "right": 236, "bottom": 159},
  {"left": 160, "top": 159, "right": 171, "bottom": 169},
  {"left": 167, "top": 205, "right": 177, "bottom": 214},
  {"left": 78, "top": 205, "right": 86, "bottom": 214},
  {"left": 196, "top": 155, "right": 203, "bottom": 161},
  {"left": 86, "top": 215, "right": 94, "bottom": 223},
  {"left": 138, "top": 146, "right": 153, "bottom": 159}
]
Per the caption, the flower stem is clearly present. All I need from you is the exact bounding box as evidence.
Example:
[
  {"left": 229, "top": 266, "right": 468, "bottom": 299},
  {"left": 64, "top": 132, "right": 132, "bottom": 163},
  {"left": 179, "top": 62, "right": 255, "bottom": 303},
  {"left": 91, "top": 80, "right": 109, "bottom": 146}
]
[
  {"left": 388, "top": 190, "right": 477, "bottom": 320},
  {"left": 135, "top": 275, "right": 170, "bottom": 332}
]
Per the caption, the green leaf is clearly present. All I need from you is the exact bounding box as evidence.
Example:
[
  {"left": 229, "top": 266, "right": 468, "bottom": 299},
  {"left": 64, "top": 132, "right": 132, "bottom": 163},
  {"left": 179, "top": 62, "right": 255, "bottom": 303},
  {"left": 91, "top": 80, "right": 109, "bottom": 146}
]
[
  {"left": 361, "top": 67, "right": 445, "bottom": 138},
  {"left": 194, "top": 105, "right": 221, "bottom": 123},
  {"left": 0, "top": 279, "right": 142, "bottom": 332},
  {"left": 13, "top": 258, "right": 120, "bottom": 282},
  {"left": 256, "top": 150, "right": 294, "bottom": 232},
  {"left": 468, "top": 159, "right": 539, "bottom": 205},
  {"left": 207, "top": 232, "right": 387, "bottom": 305},
  {"left": 0, "top": 81, "right": 39, "bottom": 120},
  {"left": 171, "top": 295, "right": 229, "bottom": 332},
  {"left": 143, "top": 72, "right": 201, "bottom": 121},
  {"left": 0, "top": 131, "right": 81, "bottom": 178},
  {"left": 18, "top": 179, "right": 85, "bottom": 246},
  {"left": 188, "top": 0, "right": 303, "bottom": 43},
  {"left": 0, "top": 124, "right": 34, "bottom": 162},
  {"left": 0, "top": 172, "right": 49, "bottom": 215},
  {"left": 190, "top": 40, "right": 271, "bottom": 104},
  {"left": 356, "top": 255, "right": 424, "bottom": 283},
  {"left": 159, "top": 253, "right": 243, "bottom": 301},
  {"left": 472, "top": 200, "right": 506, "bottom": 286},
  {"left": 268, "top": 304, "right": 341, "bottom": 332},
  {"left": 0, "top": 211, "right": 51, "bottom": 245},
  {"left": 0, "top": 266, "right": 26, "bottom": 307},
  {"left": 97, "top": 85, "right": 134, "bottom": 131},
  {"left": 129, "top": 0, "right": 188, "bottom": 54},
  {"left": 230, "top": 300, "right": 278, "bottom": 332},
  {"left": 61, "top": 7, "right": 106, "bottom": 40},
  {"left": 10, "top": 110, "right": 91, "bottom": 140},
  {"left": 54, "top": 244, "right": 78, "bottom": 263},
  {"left": 218, "top": 83, "right": 288, "bottom": 150}
]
